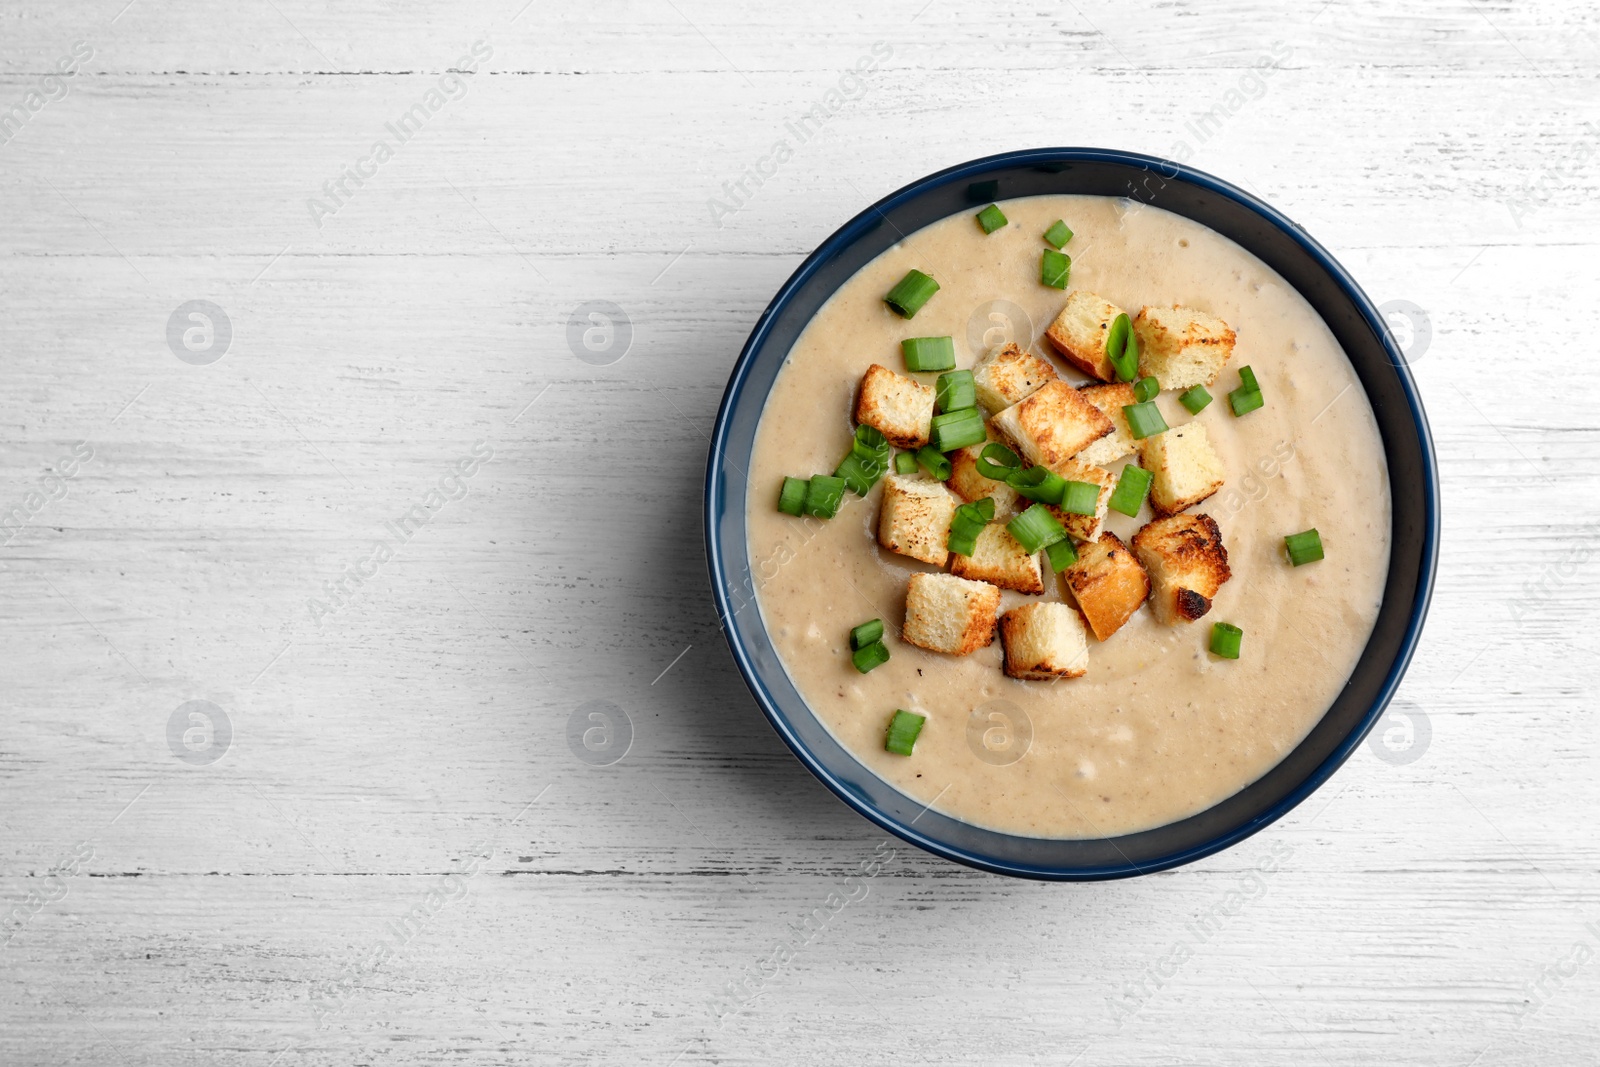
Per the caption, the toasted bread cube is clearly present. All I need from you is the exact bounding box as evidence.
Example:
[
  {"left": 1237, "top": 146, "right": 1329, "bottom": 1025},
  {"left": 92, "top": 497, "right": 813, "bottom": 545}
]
[
  {"left": 1000, "top": 602, "right": 1089, "bottom": 680},
  {"left": 1042, "top": 458, "right": 1116, "bottom": 543},
  {"left": 1134, "top": 305, "right": 1237, "bottom": 390},
  {"left": 951, "top": 523, "right": 1044, "bottom": 595},
  {"left": 1061, "top": 532, "right": 1150, "bottom": 641},
  {"left": 903, "top": 572, "right": 1001, "bottom": 656},
  {"left": 991, "top": 380, "right": 1113, "bottom": 468},
  {"left": 1045, "top": 291, "right": 1127, "bottom": 381},
  {"left": 1139, "top": 422, "right": 1226, "bottom": 516},
  {"left": 947, "top": 440, "right": 1022, "bottom": 515},
  {"left": 971, "top": 342, "right": 1058, "bottom": 414},
  {"left": 877, "top": 475, "right": 959, "bottom": 567},
  {"left": 855, "top": 363, "right": 935, "bottom": 449},
  {"left": 1075, "top": 383, "right": 1139, "bottom": 467},
  {"left": 1132, "top": 513, "right": 1231, "bottom": 625}
]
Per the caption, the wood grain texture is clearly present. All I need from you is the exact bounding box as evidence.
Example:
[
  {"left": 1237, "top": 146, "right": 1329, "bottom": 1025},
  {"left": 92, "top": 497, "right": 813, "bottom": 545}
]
[{"left": 2, "top": 0, "right": 1597, "bottom": 1063}]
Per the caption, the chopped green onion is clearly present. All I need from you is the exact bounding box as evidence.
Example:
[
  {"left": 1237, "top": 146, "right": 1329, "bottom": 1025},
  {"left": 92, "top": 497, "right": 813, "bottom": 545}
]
[
  {"left": 884, "top": 709, "right": 926, "bottom": 756},
  {"left": 803, "top": 475, "right": 846, "bottom": 519},
  {"left": 1041, "top": 249, "right": 1071, "bottom": 289},
  {"left": 935, "top": 369, "right": 976, "bottom": 413},
  {"left": 1043, "top": 219, "right": 1073, "bottom": 248},
  {"left": 970, "top": 496, "right": 996, "bottom": 522},
  {"left": 1106, "top": 312, "right": 1138, "bottom": 381},
  {"left": 778, "top": 477, "right": 807, "bottom": 516},
  {"left": 1058, "top": 479, "right": 1101, "bottom": 516},
  {"left": 947, "top": 501, "right": 991, "bottom": 557},
  {"left": 854, "top": 424, "right": 888, "bottom": 452},
  {"left": 894, "top": 451, "right": 918, "bottom": 475},
  {"left": 1238, "top": 365, "right": 1260, "bottom": 393},
  {"left": 1179, "top": 385, "right": 1213, "bottom": 414},
  {"left": 1008, "top": 464, "right": 1067, "bottom": 504},
  {"left": 1107, "top": 464, "right": 1153, "bottom": 517},
  {"left": 1006, "top": 503, "right": 1067, "bottom": 554},
  {"left": 1229, "top": 388, "right": 1264, "bottom": 417},
  {"left": 930, "top": 408, "right": 986, "bottom": 452},
  {"left": 915, "top": 445, "right": 952, "bottom": 481},
  {"left": 900, "top": 335, "right": 955, "bottom": 372},
  {"left": 885, "top": 270, "right": 940, "bottom": 318},
  {"left": 850, "top": 619, "right": 884, "bottom": 650},
  {"left": 852, "top": 640, "right": 891, "bottom": 674},
  {"left": 1044, "top": 538, "right": 1079, "bottom": 572},
  {"left": 975, "top": 442, "right": 1022, "bottom": 480},
  {"left": 1133, "top": 376, "right": 1160, "bottom": 403},
  {"left": 1285, "top": 529, "right": 1324, "bottom": 567},
  {"left": 1210, "top": 622, "right": 1242, "bottom": 659},
  {"left": 976, "top": 203, "right": 1008, "bottom": 234},
  {"left": 1123, "top": 401, "right": 1169, "bottom": 439},
  {"left": 835, "top": 451, "right": 881, "bottom": 496}
]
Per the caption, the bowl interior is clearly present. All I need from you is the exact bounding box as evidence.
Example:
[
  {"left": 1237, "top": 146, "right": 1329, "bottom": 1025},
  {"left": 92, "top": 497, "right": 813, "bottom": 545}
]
[{"left": 705, "top": 149, "right": 1437, "bottom": 879}]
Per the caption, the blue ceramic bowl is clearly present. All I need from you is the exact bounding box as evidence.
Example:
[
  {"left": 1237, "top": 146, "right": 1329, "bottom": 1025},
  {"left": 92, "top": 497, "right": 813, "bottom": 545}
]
[{"left": 704, "top": 148, "right": 1438, "bottom": 880}]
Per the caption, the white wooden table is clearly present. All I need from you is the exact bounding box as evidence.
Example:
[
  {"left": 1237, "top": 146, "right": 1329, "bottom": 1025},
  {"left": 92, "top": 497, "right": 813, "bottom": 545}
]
[{"left": 1, "top": 2, "right": 1594, "bottom": 1063}]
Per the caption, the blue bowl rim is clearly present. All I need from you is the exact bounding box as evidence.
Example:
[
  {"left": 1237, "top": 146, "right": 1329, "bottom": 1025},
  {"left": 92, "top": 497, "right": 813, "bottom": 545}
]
[{"left": 704, "top": 147, "right": 1440, "bottom": 880}]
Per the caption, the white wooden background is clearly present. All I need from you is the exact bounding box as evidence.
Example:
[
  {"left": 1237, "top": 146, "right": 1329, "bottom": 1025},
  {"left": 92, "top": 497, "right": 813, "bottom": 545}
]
[{"left": 0, "top": 1, "right": 1595, "bottom": 1063}]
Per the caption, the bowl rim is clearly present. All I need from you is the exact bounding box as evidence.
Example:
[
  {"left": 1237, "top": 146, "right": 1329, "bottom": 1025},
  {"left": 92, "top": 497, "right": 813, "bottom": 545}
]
[{"left": 704, "top": 147, "right": 1440, "bottom": 879}]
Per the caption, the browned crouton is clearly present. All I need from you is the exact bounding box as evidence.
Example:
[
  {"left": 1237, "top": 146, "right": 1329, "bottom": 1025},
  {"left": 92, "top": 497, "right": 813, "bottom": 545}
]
[
  {"left": 971, "top": 342, "right": 1058, "bottom": 413},
  {"left": 991, "top": 380, "right": 1113, "bottom": 468},
  {"left": 902, "top": 573, "right": 1001, "bottom": 656},
  {"left": 1132, "top": 513, "right": 1232, "bottom": 625},
  {"left": 1061, "top": 532, "right": 1150, "bottom": 641},
  {"left": 1045, "top": 291, "right": 1127, "bottom": 381},
  {"left": 854, "top": 363, "right": 935, "bottom": 449},
  {"left": 951, "top": 523, "right": 1044, "bottom": 595},
  {"left": 1075, "top": 382, "right": 1139, "bottom": 467},
  {"left": 877, "top": 475, "right": 958, "bottom": 567},
  {"left": 1000, "top": 603, "right": 1089, "bottom": 680},
  {"left": 1134, "top": 305, "right": 1236, "bottom": 390},
  {"left": 1042, "top": 458, "right": 1116, "bottom": 543},
  {"left": 1139, "top": 422, "right": 1226, "bottom": 516}
]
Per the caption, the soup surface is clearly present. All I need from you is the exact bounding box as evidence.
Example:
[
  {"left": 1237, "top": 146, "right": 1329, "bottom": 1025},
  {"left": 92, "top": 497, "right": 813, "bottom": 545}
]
[{"left": 745, "top": 194, "right": 1391, "bottom": 838}]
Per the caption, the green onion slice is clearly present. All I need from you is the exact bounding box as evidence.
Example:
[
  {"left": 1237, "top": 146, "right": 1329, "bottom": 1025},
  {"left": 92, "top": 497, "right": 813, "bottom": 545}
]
[
  {"left": 1229, "top": 388, "right": 1264, "bottom": 417},
  {"left": 1106, "top": 312, "right": 1138, "bottom": 381},
  {"left": 1107, "top": 464, "right": 1153, "bottom": 517},
  {"left": 1133, "top": 376, "right": 1160, "bottom": 403},
  {"left": 975, "top": 442, "right": 1022, "bottom": 480},
  {"left": 884, "top": 709, "right": 926, "bottom": 756},
  {"left": 935, "top": 369, "right": 976, "bottom": 413},
  {"left": 1179, "top": 385, "right": 1212, "bottom": 414},
  {"left": 970, "top": 495, "right": 996, "bottom": 522},
  {"left": 1044, "top": 538, "right": 1079, "bottom": 572},
  {"left": 1058, "top": 479, "right": 1101, "bottom": 516},
  {"left": 894, "top": 451, "right": 918, "bottom": 474},
  {"left": 947, "top": 501, "right": 991, "bottom": 557},
  {"left": 1285, "top": 529, "right": 1324, "bottom": 567},
  {"left": 1210, "top": 622, "right": 1243, "bottom": 659},
  {"left": 900, "top": 335, "right": 956, "bottom": 372},
  {"left": 1238, "top": 365, "right": 1260, "bottom": 394},
  {"left": 1043, "top": 219, "right": 1073, "bottom": 248},
  {"left": 1006, "top": 503, "right": 1067, "bottom": 554},
  {"left": 1041, "top": 249, "right": 1071, "bottom": 289},
  {"left": 850, "top": 619, "right": 884, "bottom": 650},
  {"left": 852, "top": 640, "right": 891, "bottom": 674},
  {"left": 1008, "top": 464, "right": 1067, "bottom": 504},
  {"left": 1123, "top": 401, "right": 1168, "bottom": 440},
  {"left": 834, "top": 452, "right": 879, "bottom": 496},
  {"left": 976, "top": 203, "right": 1008, "bottom": 234},
  {"left": 778, "top": 476, "right": 807, "bottom": 516},
  {"left": 915, "top": 445, "right": 952, "bottom": 481},
  {"left": 885, "top": 270, "right": 940, "bottom": 319},
  {"left": 930, "top": 408, "right": 985, "bottom": 452},
  {"left": 803, "top": 475, "right": 846, "bottom": 519}
]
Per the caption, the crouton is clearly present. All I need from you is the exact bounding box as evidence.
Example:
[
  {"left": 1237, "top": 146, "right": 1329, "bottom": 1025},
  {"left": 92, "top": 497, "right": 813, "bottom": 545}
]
[
  {"left": 1134, "top": 305, "right": 1237, "bottom": 390},
  {"left": 991, "top": 380, "right": 1113, "bottom": 468},
  {"left": 877, "top": 475, "right": 959, "bottom": 567},
  {"left": 1139, "top": 422, "right": 1226, "bottom": 516},
  {"left": 951, "top": 523, "right": 1044, "bottom": 595},
  {"left": 1075, "top": 383, "right": 1139, "bottom": 467},
  {"left": 970, "top": 342, "right": 1058, "bottom": 414},
  {"left": 1042, "top": 458, "right": 1116, "bottom": 543},
  {"left": 1061, "top": 532, "right": 1150, "bottom": 641},
  {"left": 1132, "top": 513, "right": 1231, "bottom": 625},
  {"left": 947, "top": 440, "right": 1022, "bottom": 515},
  {"left": 903, "top": 572, "right": 1001, "bottom": 656},
  {"left": 1000, "top": 603, "right": 1089, "bottom": 680},
  {"left": 1045, "top": 291, "right": 1128, "bottom": 381},
  {"left": 854, "top": 363, "right": 935, "bottom": 449}
]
